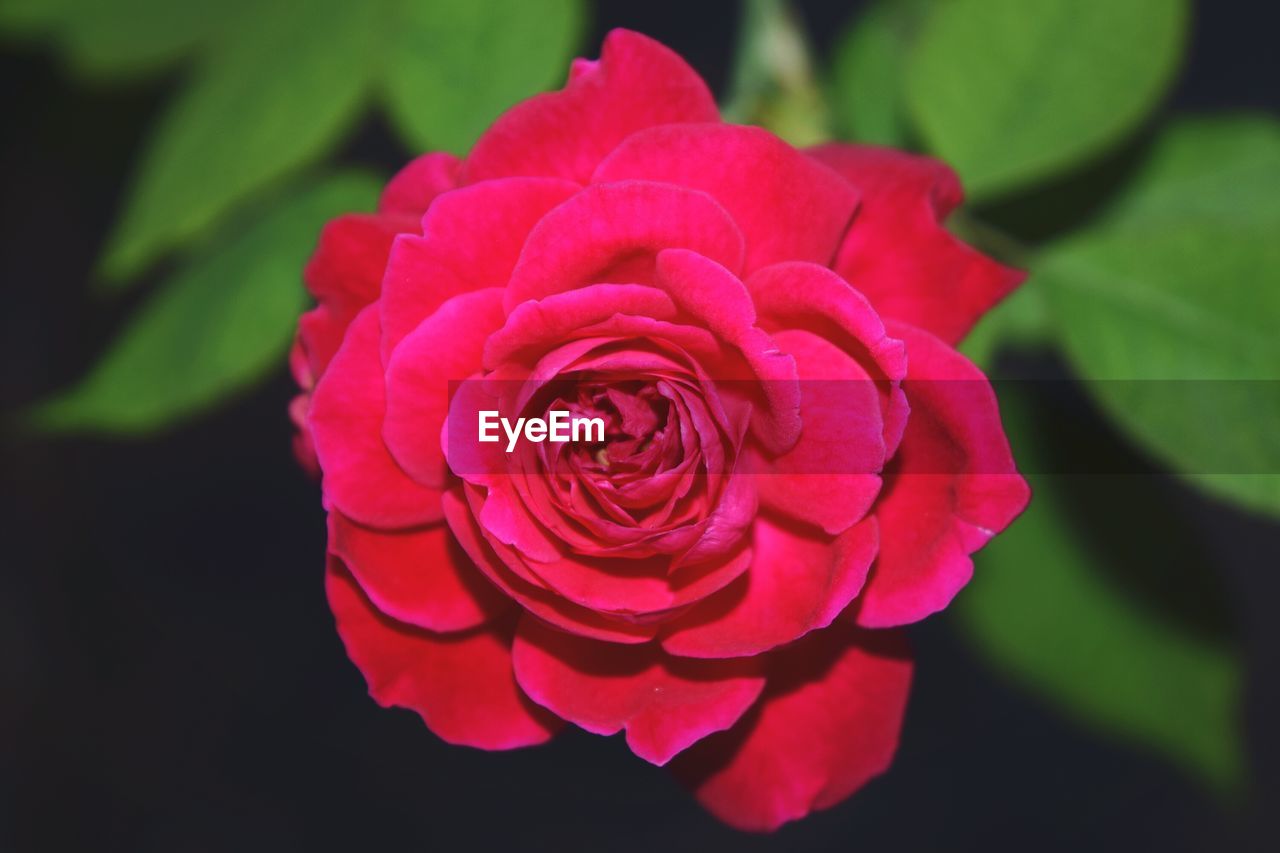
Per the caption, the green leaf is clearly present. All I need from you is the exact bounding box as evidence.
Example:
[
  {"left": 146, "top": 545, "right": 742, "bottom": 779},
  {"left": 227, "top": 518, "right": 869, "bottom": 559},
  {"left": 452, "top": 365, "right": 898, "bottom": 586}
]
[
  {"left": 380, "top": 0, "right": 584, "bottom": 155},
  {"left": 1042, "top": 115, "right": 1280, "bottom": 515},
  {"left": 99, "top": 0, "right": 380, "bottom": 285},
  {"left": 32, "top": 172, "right": 381, "bottom": 434},
  {"left": 905, "top": 0, "right": 1188, "bottom": 201},
  {"left": 829, "top": 0, "right": 926, "bottom": 146},
  {"left": 0, "top": 0, "right": 71, "bottom": 34},
  {"left": 722, "top": 0, "right": 831, "bottom": 147},
  {"left": 0, "top": 0, "right": 253, "bottom": 79},
  {"left": 957, "top": 394, "right": 1243, "bottom": 791}
]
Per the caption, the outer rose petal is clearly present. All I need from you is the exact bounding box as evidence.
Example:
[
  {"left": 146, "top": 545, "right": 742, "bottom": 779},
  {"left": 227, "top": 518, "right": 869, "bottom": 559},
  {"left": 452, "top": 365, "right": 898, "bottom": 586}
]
[
  {"left": 464, "top": 29, "right": 719, "bottom": 183},
  {"left": 671, "top": 623, "right": 912, "bottom": 832},
  {"left": 304, "top": 214, "right": 415, "bottom": 309},
  {"left": 328, "top": 512, "right": 509, "bottom": 633},
  {"left": 299, "top": 214, "right": 417, "bottom": 378},
  {"left": 310, "top": 308, "right": 444, "bottom": 528},
  {"left": 378, "top": 151, "right": 460, "bottom": 215},
  {"left": 854, "top": 322, "right": 1030, "bottom": 628},
  {"left": 289, "top": 391, "right": 319, "bottom": 476},
  {"left": 512, "top": 615, "right": 765, "bottom": 766},
  {"left": 810, "top": 144, "right": 1024, "bottom": 344},
  {"left": 301, "top": 150, "right": 458, "bottom": 374},
  {"left": 661, "top": 515, "right": 878, "bottom": 659},
  {"left": 595, "top": 123, "right": 858, "bottom": 272},
  {"left": 326, "top": 560, "right": 561, "bottom": 749}
]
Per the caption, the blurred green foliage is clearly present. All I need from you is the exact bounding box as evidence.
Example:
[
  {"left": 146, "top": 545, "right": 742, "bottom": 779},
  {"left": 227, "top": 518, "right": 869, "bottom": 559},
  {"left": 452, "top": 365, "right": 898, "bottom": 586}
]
[
  {"left": 723, "top": 0, "right": 832, "bottom": 146},
  {"left": 958, "top": 392, "right": 1243, "bottom": 793},
  {"left": 1043, "top": 117, "right": 1280, "bottom": 515},
  {"left": 31, "top": 174, "right": 381, "bottom": 432},
  {"left": 0, "top": 0, "right": 253, "bottom": 79},
  {"left": 382, "top": 0, "right": 583, "bottom": 156},
  {"left": 829, "top": 0, "right": 923, "bottom": 146},
  {"left": 100, "top": 0, "right": 382, "bottom": 283},
  {"left": 905, "top": 0, "right": 1189, "bottom": 201}
]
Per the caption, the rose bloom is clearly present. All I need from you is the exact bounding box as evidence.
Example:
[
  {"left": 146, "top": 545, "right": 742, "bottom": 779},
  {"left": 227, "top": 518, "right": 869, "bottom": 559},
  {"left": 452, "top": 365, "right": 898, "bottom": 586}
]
[{"left": 290, "top": 30, "right": 1028, "bottom": 831}]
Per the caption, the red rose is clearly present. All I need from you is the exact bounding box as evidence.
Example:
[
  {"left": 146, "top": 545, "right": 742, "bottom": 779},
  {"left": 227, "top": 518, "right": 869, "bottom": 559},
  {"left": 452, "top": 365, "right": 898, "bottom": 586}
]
[{"left": 296, "top": 30, "right": 1029, "bottom": 831}]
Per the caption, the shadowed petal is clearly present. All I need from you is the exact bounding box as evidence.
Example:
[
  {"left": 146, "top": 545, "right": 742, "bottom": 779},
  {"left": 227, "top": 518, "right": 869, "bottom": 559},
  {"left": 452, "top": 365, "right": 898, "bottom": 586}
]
[
  {"left": 671, "top": 623, "right": 912, "bottom": 831},
  {"left": 326, "top": 560, "right": 562, "bottom": 749},
  {"left": 512, "top": 615, "right": 764, "bottom": 766}
]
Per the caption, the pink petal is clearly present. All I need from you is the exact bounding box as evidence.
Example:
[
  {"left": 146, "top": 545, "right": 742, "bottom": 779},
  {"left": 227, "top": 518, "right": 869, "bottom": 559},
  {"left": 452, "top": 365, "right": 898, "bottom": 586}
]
[
  {"left": 671, "top": 623, "right": 912, "bottom": 832},
  {"left": 483, "top": 283, "right": 678, "bottom": 368},
  {"left": 520, "top": 542, "right": 752, "bottom": 617},
  {"left": 653, "top": 249, "right": 801, "bottom": 454},
  {"left": 304, "top": 213, "right": 416, "bottom": 307},
  {"left": 380, "top": 178, "right": 579, "bottom": 360},
  {"left": 661, "top": 515, "right": 878, "bottom": 658},
  {"left": 309, "top": 308, "right": 444, "bottom": 528},
  {"left": 328, "top": 512, "right": 509, "bottom": 633},
  {"left": 295, "top": 304, "right": 350, "bottom": 385},
  {"left": 753, "top": 328, "right": 884, "bottom": 534},
  {"left": 299, "top": 213, "right": 418, "bottom": 378},
  {"left": 512, "top": 615, "right": 764, "bottom": 766},
  {"left": 378, "top": 151, "right": 461, "bottom": 215},
  {"left": 854, "top": 322, "right": 1030, "bottom": 627},
  {"left": 810, "top": 144, "right": 1024, "bottom": 345},
  {"left": 443, "top": 487, "right": 661, "bottom": 646},
  {"left": 503, "top": 181, "right": 746, "bottom": 311},
  {"left": 595, "top": 124, "right": 858, "bottom": 272},
  {"left": 326, "top": 559, "right": 561, "bottom": 749},
  {"left": 464, "top": 29, "right": 719, "bottom": 183},
  {"left": 748, "top": 260, "right": 909, "bottom": 456},
  {"left": 383, "top": 288, "right": 506, "bottom": 489}
]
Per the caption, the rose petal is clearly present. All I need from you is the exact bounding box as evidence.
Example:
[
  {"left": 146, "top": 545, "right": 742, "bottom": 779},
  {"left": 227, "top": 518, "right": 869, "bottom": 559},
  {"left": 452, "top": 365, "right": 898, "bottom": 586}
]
[
  {"left": 326, "top": 559, "right": 562, "bottom": 750},
  {"left": 383, "top": 288, "right": 506, "bottom": 489},
  {"left": 854, "top": 322, "right": 1030, "bottom": 627},
  {"left": 295, "top": 304, "right": 349, "bottom": 385},
  {"left": 671, "top": 622, "right": 912, "bottom": 831},
  {"left": 653, "top": 249, "right": 801, "bottom": 454},
  {"left": 503, "top": 181, "right": 746, "bottom": 311},
  {"left": 809, "top": 144, "right": 1024, "bottom": 344},
  {"left": 753, "top": 328, "right": 885, "bottom": 534},
  {"left": 328, "top": 512, "right": 509, "bottom": 633},
  {"left": 443, "top": 487, "right": 661, "bottom": 645},
  {"left": 661, "top": 515, "right": 878, "bottom": 658},
  {"left": 596, "top": 124, "right": 857, "bottom": 272},
  {"left": 748, "top": 260, "right": 908, "bottom": 456},
  {"left": 305, "top": 213, "right": 416, "bottom": 308},
  {"left": 310, "top": 308, "right": 444, "bottom": 528},
  {"left": 464, "top": 29, "right": 719, "bottom": 183},
  {"left": 299, "top": 213, "right": 418, "bottom": 377},
  {"left": 483, "top": 283, "right": 678, "bottom": 369},
  {"left": 512, "top": 615, "right": 765, "bottom": 766},
  {"left": 380, "top": 178, "right": 579, "bottom": 360},
  {"left": 520, "top": 541, "right": 752, "bottom": 617},
  {"left": 378, "top": 151, "right": 460, "bottom": 215}
]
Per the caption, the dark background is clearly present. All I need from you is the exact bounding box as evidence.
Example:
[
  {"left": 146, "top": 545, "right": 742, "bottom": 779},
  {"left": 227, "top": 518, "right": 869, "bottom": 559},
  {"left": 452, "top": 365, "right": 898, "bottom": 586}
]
[{"left": 3, "top": 1, "right": 1278, "bottom": 850}]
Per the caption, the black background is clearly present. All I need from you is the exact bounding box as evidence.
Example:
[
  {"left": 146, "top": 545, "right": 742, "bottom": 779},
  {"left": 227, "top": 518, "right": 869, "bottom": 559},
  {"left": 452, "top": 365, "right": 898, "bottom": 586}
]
[{"left": 2, "top": 1, "right": 1278, "bottom": 850}]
